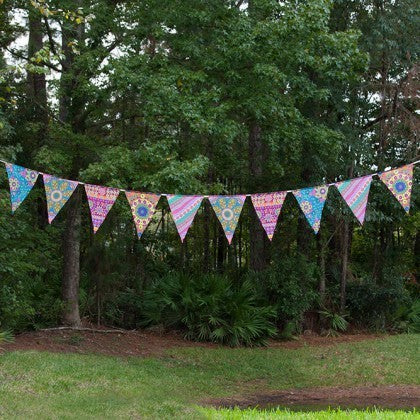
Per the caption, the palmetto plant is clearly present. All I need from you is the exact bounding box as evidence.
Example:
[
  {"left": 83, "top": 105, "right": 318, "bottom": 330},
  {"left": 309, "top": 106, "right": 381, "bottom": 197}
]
[
  {"left": 319, "top": 308, "right": 349, "bottom": 337},
  {"left": 0, "top": 329, "right": 14, "bottom": 344},
  {"left": 141, "top": 273, "right": 277, "bottom": 346},
  {"left": 393, "top": 300, "right": 420, "bottom": 333}
]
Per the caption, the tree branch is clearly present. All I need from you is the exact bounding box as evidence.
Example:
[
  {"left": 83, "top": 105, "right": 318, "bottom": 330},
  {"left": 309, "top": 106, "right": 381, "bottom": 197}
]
[{"left": 5, "top": 47, "right": 61, "bottom": 73}]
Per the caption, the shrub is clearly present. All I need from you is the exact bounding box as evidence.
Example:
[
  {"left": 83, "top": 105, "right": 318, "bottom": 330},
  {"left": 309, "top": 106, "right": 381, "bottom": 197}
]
[
  {"left": 141, "top": 272, "right": 277, "bottom": 347},
  {"left": 392, "top": 300, "right": 420, "bottom": 333},
  {"left": 318, "top": 308, "right": 349, "bottom": 336},
  {"left": 248, "top": 255, "right": 318, "bottom": 330},
  {"left": 0, "top": 328, "right": 14, "bottom": 344},
  {"left": 346, "top": 272, "right": 412, "bottom": 331}
]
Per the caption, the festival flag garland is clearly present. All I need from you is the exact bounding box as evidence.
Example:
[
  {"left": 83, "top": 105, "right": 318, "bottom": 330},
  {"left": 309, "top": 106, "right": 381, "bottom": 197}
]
[
  {"left": 85, "top": 184, "right": 120, "bottom": 233},
  {"left": 251, "top": 191, "right": 287, "bottom": 240},
  {"left": 5, "top": 163, "right": 39, "bottom": 213},
  {"left": 208, "top": 195, "right": 246, "bottom": 244},
  {"left": 43, "top": 174, "right": 79, "bottom": 223},
  {"left": 335, "top": 175, "right": 372, "bottom": 225},
  {"left": 125, "top": 191, "right": 160, "bottom": 238},
  {"left": 0, "top": 160, "right": 417, "bottom": 242},
  {"left": 167, "top": 195, "right": 203, "bottom": 242},
  {"left": 379, "top": 164, "right": 414, "bottom": 212},
  {"left": 293, "top": 185, "right": 329, "bottom": 234}
]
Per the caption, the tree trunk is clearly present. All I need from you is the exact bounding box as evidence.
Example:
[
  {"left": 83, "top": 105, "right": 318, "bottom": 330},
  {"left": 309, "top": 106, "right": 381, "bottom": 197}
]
[
  {"left": 203, "top": 201, "right": 210, "bottom": 272},
  {"left": 317, "top": 232, "right": 326, "bottom": 307},
  {"left": 59, "top": 10, "right": 84, "bottom": 326},
  {"left": 27, "top": 7, "right": 47, "bottom": 130},
  {"left": 27, "top": 7, "right": 48, "bottom": 227},
  {"left": 61, "top": 188, "right": 82, "bottom": 326},
  {"left": 217, "top": 224, "right": 225, "bottom": 272},
  {"left": 340, "top": 220, "right": 349, "bottom": 312},
  {"left": 414, "top": 230, "right": 420, "bottom": 280},
  {"left": 248, "top": 123, "right": 268, "bottom": 271}
]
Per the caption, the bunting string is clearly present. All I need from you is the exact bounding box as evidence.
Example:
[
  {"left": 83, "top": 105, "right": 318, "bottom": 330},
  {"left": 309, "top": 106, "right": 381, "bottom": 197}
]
[{"left": 0, "top": 159, "right": 418, "bottom": 242}]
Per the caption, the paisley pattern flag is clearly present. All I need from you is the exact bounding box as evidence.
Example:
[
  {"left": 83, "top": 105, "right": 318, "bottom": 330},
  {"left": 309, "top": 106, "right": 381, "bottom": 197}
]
[
  {"left": 125, "top": 191, "right": 160, "bottom": 238},
  {"left": 43, "top": 174, "right": 79, "bottom": 223},
  {"left": 379, "top": 164, "right": 414, "bottom": 212},
  {"left": 251, "top": 191, "right": 287, "bottom": 240},
  {"left": 5, "top": 163, "right": 39, "bottom": 213},
  {"left": 85, "top": 184, "right": 120, "bottom": 233},
  {"left": 167, "top": 195, "right": 203, "bottom": 242},
  {"left": 293, "top": 185, "right": 329, "bottom": 234},
  {"left": 208, "top": 195, "right": 246, "bottom": 244},
  {"left": 335, "top": 175, "right": 372, "bottom": 225}
]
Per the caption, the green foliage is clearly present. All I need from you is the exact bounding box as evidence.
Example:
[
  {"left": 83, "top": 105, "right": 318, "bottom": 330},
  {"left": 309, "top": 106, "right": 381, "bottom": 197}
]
[
  {"left": 0, "top": 0, "right": 418, "bottom": 337},
  {"left": 141, "top": 272, "right": 277, "bottom": 346},
  {"left": 392, "top": 300, "right": 420, "bottom": 333},
  {"left": 346, "top": 271, "right": 413, "bottom": 331},
  {"left": 0, "top": 328, "right": 14, "bottom": 343},
  {"left": 249, "top": 255, "right": 318, "bottom": 329},
  {"left": 319, "top": 308, "right": 349, "bottom": 336}
]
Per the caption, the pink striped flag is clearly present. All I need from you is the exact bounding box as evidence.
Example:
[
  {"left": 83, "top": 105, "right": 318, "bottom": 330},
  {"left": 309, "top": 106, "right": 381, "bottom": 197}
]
[
  {"left": 85, "top": 184, "right": 120, "bottom": 233},
  {"left": 167, "top": 195, "right": 203, "bottom": 242},
  {"left": 335, "top": 175, "right": 372, "bottom": 224}
]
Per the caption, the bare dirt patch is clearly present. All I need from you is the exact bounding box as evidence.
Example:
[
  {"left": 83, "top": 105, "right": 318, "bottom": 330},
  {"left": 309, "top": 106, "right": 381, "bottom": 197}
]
[
  {"left": 2, "top": 327, "right": 384, "bottom": 358},
  {"left": 1, "top": 327, "right": 215, "bottom": 357},
  {"left": 206, "top": 385, "right": 420, "bottom": 410}
]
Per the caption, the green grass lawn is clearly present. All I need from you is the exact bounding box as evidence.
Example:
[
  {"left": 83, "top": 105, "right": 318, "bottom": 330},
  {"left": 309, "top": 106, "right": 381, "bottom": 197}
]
[
  {"left": 199, "top": 407, "right": 418, "bottom": 419},
  {"left": 0, "top": 334, "right": 419, "bottom": 419}
]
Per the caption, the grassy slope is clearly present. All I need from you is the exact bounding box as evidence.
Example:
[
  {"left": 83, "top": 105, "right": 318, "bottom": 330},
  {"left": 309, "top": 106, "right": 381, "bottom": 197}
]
[{"left": 0, "top": 334, "right": 418, "bottom": 419}]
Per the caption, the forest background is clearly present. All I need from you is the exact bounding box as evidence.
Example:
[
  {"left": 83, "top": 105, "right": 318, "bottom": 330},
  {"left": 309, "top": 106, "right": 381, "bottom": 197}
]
[{"left": 0, "top": 0, "right": 418, "bottom": 346}]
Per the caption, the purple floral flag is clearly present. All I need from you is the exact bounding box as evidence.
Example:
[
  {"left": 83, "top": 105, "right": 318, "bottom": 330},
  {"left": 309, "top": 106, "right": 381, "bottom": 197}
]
[
  {"left": 293, "top": 185, "right": 329, "bottom": 234},
  {"left": 167, "top": 195, "right": 203, "bottom": 242},
  {"left": 85, "top": 184, "right": 120, "bottom": 233},
  {"left": 251, "top": 191, "right": 287, "bottom": 240},
  {"left": 335, "top": 175, "right": 372, "bottom": 224},
  {"left": 43, "top": 174, "right": 79, "bottom": 223},
  {"left": 208, "top": 195, "right": 246, "bottom": 244},
  {"left": 5, "top": 163, "right": 39, "bottom": 213},
  {"left": 379, "top": 164, "right": 414, "bottom": 212}
]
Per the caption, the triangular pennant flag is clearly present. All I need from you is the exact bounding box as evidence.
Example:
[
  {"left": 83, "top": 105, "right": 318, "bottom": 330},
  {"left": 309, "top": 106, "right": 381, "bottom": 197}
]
[
  {"left": 208, "top": 195, "right": 246, "bottom": 244},
  {"left": 379, "top": 164, "right": 414, "bottom": 212},
  {"left": 85, "top": 184, "right": 120, "bottom": 233},
  {"left": 335, "top": 175, "right": 372, "bottom": 225},
  {"left": 43, "top": 174, "right": 79, "bottom": 223},
  {"left": 5, "top": 163, "right": 39, "bottom": 213},
  {"left": 293, "top": 185, "right": 329, "bottom": 234},
  {"left": 167, "top": 195, "right": 203, "bottom": 242},
  {"left": 125, "top": 191, "right": 160, "bottom": 238},
  {"left": 251, "top": 191, "right": 287, "bottom": 240}
]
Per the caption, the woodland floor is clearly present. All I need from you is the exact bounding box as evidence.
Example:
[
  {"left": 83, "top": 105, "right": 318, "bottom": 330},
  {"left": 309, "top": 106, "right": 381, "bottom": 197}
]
[
  {"left": 4, "top": 326, "right": 383, "bottom": 357},
  {"left": 1, "top": 330, "right": 419, "bottom": 417}
]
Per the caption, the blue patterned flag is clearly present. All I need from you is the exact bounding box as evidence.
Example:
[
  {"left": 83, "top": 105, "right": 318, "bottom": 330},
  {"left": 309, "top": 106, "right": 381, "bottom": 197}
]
[
  {"left": 5, "top": 163, "right": 39, "bottom": 213},
  {"left": 208, "top": 195, "right": 246, "bottom": 244},
  {"left": 293, "top": 185, "right": 329, "bottom": 234},
  {"left": 43, "top": 174, "right": 79, "bottom": 223}
]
